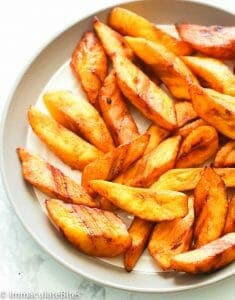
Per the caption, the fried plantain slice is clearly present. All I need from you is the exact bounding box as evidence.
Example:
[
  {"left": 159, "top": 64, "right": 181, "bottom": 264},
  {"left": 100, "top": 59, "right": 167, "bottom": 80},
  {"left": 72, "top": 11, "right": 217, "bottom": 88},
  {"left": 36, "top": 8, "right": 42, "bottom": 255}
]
[
  {"left": 182, "top": 56, "right": 235, "bottom": 97},
  {"left": 176, "top": 23, "right": 235, "bottom": 59},
  {"left": 43, "top": 90, "right": 114, "bottom": 153},
  {"left": 109, "top": 7, "right": 193, "bottom": 55},
  {"left": 124, "top": 218, "right": 154, "bottom": 272},
  {"left": 176, "top": 125, "right": 218, "bottom": 168},
  {"left": 90, "top": 180, "right": 188, "bottom": 222},
  {"left": 99, "top": 69, "right": 139, "bottom": 146},
  {"left": 190, "top": 85, "right": 235, "bottom": 139},
  {"left": 214, "top": 141, "right": 235, "bottom": 167},
  {"left": 46, "top": 199, "right": 131, "bottom": 257},
  {"left": 171, "top": 232, "right": 235, "bottom": 274},
  {"left": 148, "top": 196, "right": 194, "bottom": 270},
  {"left": 28, "top": 107, "right": 102, "bottom": 170},
  {"left": 70, "top": 31, "right": 107, "bottom": 109},
  {"left": 193, "top": 168, "right": 228, "bottom": 248},
  {"left": 17, "top": 148, "right": 98, "bottom": 207},
  {"left": 113, "top": 54, "right": 177, "bottom": 130}
]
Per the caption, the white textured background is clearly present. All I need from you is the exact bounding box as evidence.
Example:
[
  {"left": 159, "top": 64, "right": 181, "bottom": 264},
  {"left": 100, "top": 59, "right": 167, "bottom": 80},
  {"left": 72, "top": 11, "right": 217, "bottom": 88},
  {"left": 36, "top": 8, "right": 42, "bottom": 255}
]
[{"left": 0, "top": 0, "right": 234, "bottom": 299}]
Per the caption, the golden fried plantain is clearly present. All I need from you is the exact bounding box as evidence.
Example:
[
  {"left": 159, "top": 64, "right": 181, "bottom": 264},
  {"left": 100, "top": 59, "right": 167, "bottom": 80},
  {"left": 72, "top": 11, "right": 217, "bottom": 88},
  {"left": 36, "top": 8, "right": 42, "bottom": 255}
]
[
  {"left": 99, "top": 69, "right": 139, "bottom": 145},
  {"left": 43, "top": 90, "right": 114, "bottom": 153},
  {"left": 151, "top": 168, "right": 235, "bottom": 191},
  {"left": 176, "top": 126, "right": 218, "bottom": 168},
  {"left": 193, "top": 168, "right": 228, "bottom": 248},
  {"left": 175, "top": 118, "right": 208, "bottom": 138},
  {"left": 28, "top": 107, "right": 102, "bottom": 170},
  {"left": 190, "top": 85, "right": 235, "bottom": 139},
  {"left": 93, "top": 17, "right": 133, "bottom": 59},
  {"left": 125, "top": 36, "right": 198, "bottom": 100},
  {"left": 175, "top": 101, "right": 197, "bottom": 128},
  {"left": 124, "top": 218, "right": 154, "bottom": 272},
  {"left": 148, "top": 196, "right": 194, "bottom": 270},
  {"left": 115, "top": 136, "right": 181, "bottom": 187},
  {"left": 90, "top": 180, "right": 188, "bottom": 221},
  {"left": 113, "top": 54, "right": 177, "bottom": 130},
  {"left": 171, "top": 232, "right": 235, "bottom": 274},
  {"left": 224, "top": 194, "right": 235, "bottom": 234},
  {"left": 70, "top": 31, "right": 107, "bottom": 108},
  {"left": 176, "top": 23, "right": 235, "bottom": 59},
  {"left": 81, "top": 133, "right": 149, "bottom": 196},
  {"left": 17, "top": 148, "right": 97, "bottom": 207},
  {"left": 182, "top": 56, "right": 235, "bottom": 97},
  {"left": 46, "top": 199, "right": 131, "bottom": 257},
  {"left": 109, "top": 7, "right": 192, "bottom": 56},
  {"left": 214, "top": 141, "right": 235, "bottom": 167},
  {"left": 143, "top": 123, "right": 169, "bottom": 155}
]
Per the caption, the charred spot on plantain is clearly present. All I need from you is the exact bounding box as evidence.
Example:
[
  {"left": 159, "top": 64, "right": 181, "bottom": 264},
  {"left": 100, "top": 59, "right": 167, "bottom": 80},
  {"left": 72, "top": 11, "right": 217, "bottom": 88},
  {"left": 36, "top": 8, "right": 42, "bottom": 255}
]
[
  {"left": 137, "top": 193, "right": 147, "bottom": 201},
  {"left": 170, "top": 240, "right": 183, "bottom": 251},
  {"left": 225, "top": 109, "right": 232, "bottom": 117},
  {"left": 103, "top": 236, "right": 114, "bottom": 244},
  {"left": 106, "top": 97, "right": 112, "bottom": 104}
]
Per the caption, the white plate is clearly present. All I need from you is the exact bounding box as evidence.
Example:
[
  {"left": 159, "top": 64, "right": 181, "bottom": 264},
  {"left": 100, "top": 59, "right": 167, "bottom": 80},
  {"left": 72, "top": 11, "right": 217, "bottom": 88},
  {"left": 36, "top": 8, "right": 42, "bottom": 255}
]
[{"left": 1, "top": 0, "right": 235, "bottom": 293}]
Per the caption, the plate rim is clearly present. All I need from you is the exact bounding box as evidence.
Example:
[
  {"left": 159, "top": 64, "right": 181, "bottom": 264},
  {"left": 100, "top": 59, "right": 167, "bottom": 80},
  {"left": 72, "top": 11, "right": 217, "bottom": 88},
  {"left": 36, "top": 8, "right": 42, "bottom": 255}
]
[{"left": 1, "top": 0, "right": 235, "bottom": 293}]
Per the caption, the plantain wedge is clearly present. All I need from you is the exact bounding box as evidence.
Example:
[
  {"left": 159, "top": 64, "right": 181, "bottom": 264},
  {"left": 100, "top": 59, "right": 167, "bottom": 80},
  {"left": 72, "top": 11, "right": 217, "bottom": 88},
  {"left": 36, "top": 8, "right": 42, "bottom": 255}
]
[
  {"left": 214, "top": 141, "right": 235, "bottom": 167},
  {"left": 70, "top": 31, "right": 107, "bottom": 109},
  {"left": 193, "top": 168, "right": 228, "bottom": 248},
  {"left": 43, "top": 90, "right": 114, "bottom": 153},
  {"left": 176, "top": 125, "right": 218, "bottom": 168},
  {"left": 190, "top": 85, "right": 235, "bottom": 139},
  {"left": 81, "top": 133, "right": 149, "bottom": 196},
  {"left": 90, "top": 180, "right": 188, "bottom": 221},
  {"left": 148, "top": 196, "right": 194, "bottom": 270},
  {"left": 171, "top": 232, "right": 235, "bottom": 274},
  {"left": 109, "top": 7, "right": 192, "bottom": 56},
  {"left": 28, "top": 107, "right": 102, "bottom": 170},
  {"left": 125, "top": 36, "right": 199, "bottom": 100},
  {"left": 17, "top": 148, "right": 98, "bottom": 207},
  {"left": 176, "top": 23, "right": 235, "bottom": 59},
  {"left": 124, "top": 218, "right": 154, "bottom": 272},
  {"left": 46, "top": 199, "right": 131, "bottom": 257},
  {"left": 99, "top": 69, "right": 139, "bottom": 145},
  {"left": 113, "top": 54, "right": 177, "bottom": 130},
  {"left": 93, "top": 17, "right": 133, "bottom": 59},
  {"left": 151, "top": 168, "right": 235, "bottom": 191},
  {"left": 182, "top": 56, "right": 235, "bottom": 97}
]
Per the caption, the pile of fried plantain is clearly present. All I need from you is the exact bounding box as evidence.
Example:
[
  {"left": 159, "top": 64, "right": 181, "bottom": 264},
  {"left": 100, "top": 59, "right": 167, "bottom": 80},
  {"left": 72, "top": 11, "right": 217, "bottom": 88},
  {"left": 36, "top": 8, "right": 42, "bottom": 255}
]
[{"left": 17, "top": 6, "right": 235, "bottom": 276}]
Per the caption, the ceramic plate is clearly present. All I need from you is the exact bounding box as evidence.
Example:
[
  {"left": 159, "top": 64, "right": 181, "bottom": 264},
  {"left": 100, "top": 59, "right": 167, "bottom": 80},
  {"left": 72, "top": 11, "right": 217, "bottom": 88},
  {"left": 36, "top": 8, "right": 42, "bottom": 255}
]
[{"left": 1, "top": 0, "right": 235, "bottom": 293}]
